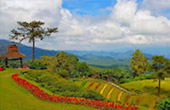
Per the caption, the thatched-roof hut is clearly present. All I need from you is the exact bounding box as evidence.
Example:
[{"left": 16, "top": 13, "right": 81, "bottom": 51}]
[
  {"left": 3, "top": 45, "right": 26, "bottom": 68},
  {"left": 3, "top": 45, "right": 26, "bottom": 58}
]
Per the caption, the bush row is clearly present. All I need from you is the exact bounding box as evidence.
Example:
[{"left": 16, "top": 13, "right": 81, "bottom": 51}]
[{"left": 23, "top": 70, "right": 104, "bottom": 100}]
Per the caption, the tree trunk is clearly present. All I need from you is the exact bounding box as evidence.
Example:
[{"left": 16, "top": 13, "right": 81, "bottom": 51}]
[
  {"left": 133, "top": 71, "right": 137, "bottom": 78},
  {"left": 157, "top": 63, "right": 161, "bottom": 96},
  {"left": 32, "top": 37, "right": 35, "bottom": 62},
  {"left": 158, "top": 76, "right": 161, "bottom": 96},
  {"left": 20, "top": 57, "right": 23, "bottom": 68}
]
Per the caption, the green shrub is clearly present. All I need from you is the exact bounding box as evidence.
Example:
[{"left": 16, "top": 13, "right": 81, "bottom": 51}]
[
  {"left": 69, "top": 78, "right": 78, "bottom": 82},
  {"left": 60, "top": 89, "right": 104, "bottom": 100},
  {"left": 121, "top": 74, "right": 152, "bottom": 83},
  {"left": 23, "top": 70, "right": 104, "bottom": 100},
  {"left": 82, "top": 90, "right": 104, "bottom": 100},
  {"left": 37, "top": 74, "right": 55, "bottom": 83},
  {"left": 24, "top": 70, "right": 57, "bottom": 82},
  {"left": 157, "top": 97, "right": 170, "bottom": 110},
  {"left": 81, "top": 81, "right": 87, "bottom": 87},
  {"left": 61, "top": 91, "right": 82, "bottom": 97},
  {"left": 121, "top": 78, "right": 132, "bottom": 83},
  {"left": 0, "top": 60, "right": 32, "bottom": 68},
  {"left": 30, "top": 62, "right": 47, "bottom": 70},
  {"left": 58, "top": 69, "right": 70, "bottom": 78},
  {"left": 6, "top": 60, "right": 20, "bottom": 68}
]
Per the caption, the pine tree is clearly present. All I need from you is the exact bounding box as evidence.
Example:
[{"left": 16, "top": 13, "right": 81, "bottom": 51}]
[{"left": 10, "top": 21, "right": 58, "bottom": 62}]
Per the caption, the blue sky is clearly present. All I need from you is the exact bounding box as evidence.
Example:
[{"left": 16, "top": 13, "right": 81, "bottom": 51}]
[
  {"left": 62, "top": 0, "right": 117, "bottom": 16},
  {"left": 62, "top": 0, "right": 170, "bottom": 18}
]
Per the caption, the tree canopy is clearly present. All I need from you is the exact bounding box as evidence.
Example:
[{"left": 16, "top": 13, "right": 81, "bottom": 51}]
[
  {"left": 130, "top": 49, "right": 150, "bottom": 77},
  {"left": 151, "top": 56, "right": 170, "bottom": 96},
  {"left": 39, "top": 51, "right": 89, "bottom": 78},
  {"left": 10, "top": 21, "right": 58, "bottom": 62}
]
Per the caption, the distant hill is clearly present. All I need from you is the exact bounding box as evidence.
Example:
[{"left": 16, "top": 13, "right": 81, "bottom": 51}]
[
  {"left": 0, "top": 39, "right": 168, "bottom": 69},
  {"left": 0, "top": 39, "right": 58, "bottom": 60}
]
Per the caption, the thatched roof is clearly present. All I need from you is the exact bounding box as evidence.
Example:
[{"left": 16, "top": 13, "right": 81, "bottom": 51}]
[
  {"left": 2, "top": 44, "right": 26, "bottom": 58},
  {"left": 3, "top": 52, "right": 26, "bottom": 58}
]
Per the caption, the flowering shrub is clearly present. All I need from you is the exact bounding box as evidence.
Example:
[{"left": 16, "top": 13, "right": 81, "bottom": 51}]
[
  {"left": 12, "top": 73, "right": 138, "bottom": 110},
  {"left": 95, "top": 83, "right": 101, "bottom": 90},
  {"left": 88, "top": 82, "right": 94, "bottom": 89}
]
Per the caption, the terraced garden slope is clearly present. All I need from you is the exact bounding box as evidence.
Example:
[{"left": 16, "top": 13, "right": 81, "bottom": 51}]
[
  {"left": 0, "top": 69, "right": 96, "bottom": 110},
  {"left": 121, "top": 79, "right": 170, "bottom": 108},
  {"left": 75, "top": 81, "right": 140, "bottom": 102},
  {"left": 74, "top": 80, "right": 166, "bottom": 109}
]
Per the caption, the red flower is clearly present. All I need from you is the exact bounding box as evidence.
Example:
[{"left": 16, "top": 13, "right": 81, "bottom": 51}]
[
  {"left": 88, "top": 82, "right": 94, "bottom": 89},
  {"left": 94, "top": 83, "right": 101, "bottom": 90},
  {"left": 0, "top": 67, "right": 4, "bottom": 71}
]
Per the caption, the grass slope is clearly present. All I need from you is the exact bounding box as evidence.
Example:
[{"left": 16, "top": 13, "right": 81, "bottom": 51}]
[
  {"left": 121, "top": 79, "right": 170, "bottom": 97},
  {"left": 0, "top": 68, "right": 96, "bottom": 110},
  {"left": 121, "top": 79, "right": 170, "bottom": 107},
  {"left": 74, "top": 80, "right": 157, "bottom": 110}
]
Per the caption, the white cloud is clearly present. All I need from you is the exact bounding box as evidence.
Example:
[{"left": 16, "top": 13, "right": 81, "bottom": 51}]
[
  {"left": 126, "top": 35, "right": 153, "bottom": 45},
  {"left": 141, "top": 0, "right": 170, "bottom": 11},
  {"left": 131, "top": 10, "right": 170, "bottom": 35},
  {"left": 112, "top": 0, "right": 137, "bottom": 25},
  {"left": 125, "top": 35, "right": 170, "bottom": 45},
  {"left": 0, "top": 0, "right": 170, "bottom": 51}
]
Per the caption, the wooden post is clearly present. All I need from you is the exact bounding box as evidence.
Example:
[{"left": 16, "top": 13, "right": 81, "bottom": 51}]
[{"left": 20, "top": 57, "right": 23, "bottom": 68}]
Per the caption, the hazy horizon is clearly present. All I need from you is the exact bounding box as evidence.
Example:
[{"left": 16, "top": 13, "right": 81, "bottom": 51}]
[{"left": 0, "top": 39, "right": 170, "bottom": 59}]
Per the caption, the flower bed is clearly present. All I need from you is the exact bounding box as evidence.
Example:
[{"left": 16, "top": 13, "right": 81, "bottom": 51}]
[
  {"left": 88, "top": 82, "right": 94, "bottom": 89},
  {"left": 12, "top": 73, "right": 138, "bottom": 110},
  {"left": 0, "top": 67, "right": 4, "bottom": 71},
  {"left": 95, "top": 83, "right": 101, "bottom": 90}
]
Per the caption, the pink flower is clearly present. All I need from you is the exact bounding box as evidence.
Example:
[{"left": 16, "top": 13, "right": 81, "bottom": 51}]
[{"left": 23, "top": 65, "right": 27, "bottom": 68}]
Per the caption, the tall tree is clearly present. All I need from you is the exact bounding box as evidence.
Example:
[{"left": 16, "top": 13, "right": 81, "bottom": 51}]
[
  {"left": 130, "top": 49, "right": 150, "bottom": 77},
  {"left": 152, "top": 56, "right": 169, "bottom": 96},
  {"left": 10, "top": 21, "right": 58, "bottom": 62}
]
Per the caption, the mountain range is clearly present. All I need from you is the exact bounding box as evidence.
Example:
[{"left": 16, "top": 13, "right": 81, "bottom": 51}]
[{"left": 0, "top": 39, "right": 169, "bottom": 68}]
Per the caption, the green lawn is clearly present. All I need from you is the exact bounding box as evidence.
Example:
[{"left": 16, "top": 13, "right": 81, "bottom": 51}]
[{"left": 0, "top": 68, "right": 97, "bottom": 110}]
